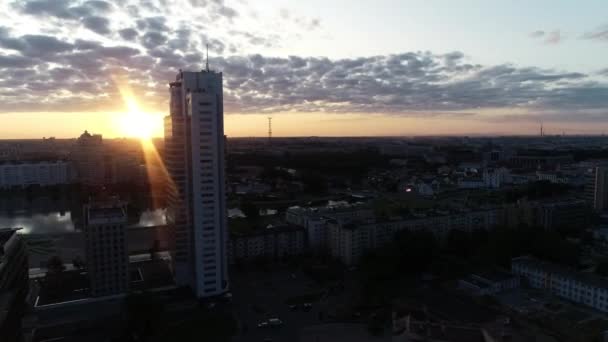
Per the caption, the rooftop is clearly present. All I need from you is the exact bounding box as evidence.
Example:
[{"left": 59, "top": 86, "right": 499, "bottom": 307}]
[
  {"left": 474, "top": 269, "right": 517, "bottom": 283},
  {"left": 513, "top": 256, "right": 608, "bottom": 290}
]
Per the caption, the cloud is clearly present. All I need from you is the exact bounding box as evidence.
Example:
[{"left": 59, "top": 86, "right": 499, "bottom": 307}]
[
  {"left": 544, "top": 30, "right": 562, "bottom": 44},
  {"left": 118, "top": 28, "right": 138, "bottom": 41},
  {"left": 529, "top": 30, "right": 545, "bottom": 38},
  {"left": 82, "top": 16, "right": 111, "bottom": 35},
  {"left": 0, "top": 55, "right": 37, "bottom": 68},
  {"left": 582, "top": 25, "right": 608, "bottom": 41},
  {"left": 0, "top": 0, "right": 606, "bottom": 126},
  {"left": 279, "top": 8, "right": 321, "bottom": 31},
  {"left": 16, "top": 0, "right": 82, "bottom": 19},
  {"left": 529, "top": 29, "right": 562, "bottom": 44},
  {"left": 188, "top": 0, "right": 239, "bottom": 20}
]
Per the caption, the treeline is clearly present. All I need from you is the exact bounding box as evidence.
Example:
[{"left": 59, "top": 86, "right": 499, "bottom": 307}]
[
  {"left": 358, "top": 226, "right": 580, "bottom": 304},
  {"left": 229, "top": 149, "right": 393, "bottom": 178}
]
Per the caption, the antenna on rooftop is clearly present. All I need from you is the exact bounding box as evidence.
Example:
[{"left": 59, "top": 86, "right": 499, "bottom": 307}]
[
  {"left": 205, "top": 43, "right": 209, "bottom": 72},
  {"left": 268, "top": 117, "right": 272, "bottom": 144}
]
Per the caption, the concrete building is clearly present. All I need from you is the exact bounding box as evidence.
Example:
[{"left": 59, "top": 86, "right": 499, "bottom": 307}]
[
  {"left": 592, "top": 166, "right": 608, "bottom": 212},
  {"left": 228, "top": 225, "right": 305, "bottom": 263},
  {"left": 285, "top": 205, "right": 374, "bottom": 252},
  {"left": 84, "top": 199, "right": 129, "bottom": 297},
  {"left": 0, "top": 160, "right": 72, "bottom": 189},
  {"left": 71, "top": 130, "right": 105, "bottom": 186},
  {"left": 459, "top": 270, "right": 520, "bottom": 296},
  {"left": 537, "top": 200, "right": 590, "bottom": 230},
  {"left": 512, "top": 256, "right": 608, "bottom": 313},
  {"left": 0, "top": 228, "right": 28, "bottom": 342},
  {"left": 482, "top": 167, "right": 511, "bottom": 188},
  {"left": 164, "top": 69, "right": 229, "bottom": 298}
]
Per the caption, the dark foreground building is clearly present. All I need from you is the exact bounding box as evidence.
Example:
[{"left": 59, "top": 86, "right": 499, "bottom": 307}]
[{"left": 0, "top": 228, "right": 28, "bottom": 342}]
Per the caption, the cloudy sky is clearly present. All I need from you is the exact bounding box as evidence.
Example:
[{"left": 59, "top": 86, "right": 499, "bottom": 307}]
[{"left": 1, "top": 0, "right": 607, "bottom": 138}]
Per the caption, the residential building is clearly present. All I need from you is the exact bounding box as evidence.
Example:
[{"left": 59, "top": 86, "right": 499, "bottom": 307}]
[
  {"left": 512, "top": 256, "right": 608, "bottom": 313},
  {"left": 537, "top": 200, "right": 590, "bottom": 230},
  {"left": 0, "top": 160, "right": 72, "bottom": 189},
  {"left": 84, "top": 198, "right": 129, "bottom": 297},
  {"left": 227, "top": 225, "right": 305, "bottom": 263},
  {"left": 327, "top": 208, "right": 502, "bottom": 265},
  {"left": 459, "top": 270, "right": 520, "bottom": 296},
  {"left": 536, "top": 170, "right": 570, "bottom": 184},
  {"left": 286, "top": 205, "right": 374, "bottom": 253},
  {"left": 71, "top": 130, "right": 105, "bottom": 186},
  {"left": 0, "top": 228, "right": 28, "bottom": 342},
  {"left": 164, "top": 69, "right": 229, "bottom": 298},
  {"left": 482, "top": 167, "right": 511, "bottom": 188}
]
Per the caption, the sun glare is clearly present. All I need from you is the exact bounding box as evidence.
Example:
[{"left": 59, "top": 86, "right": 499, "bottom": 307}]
[
  {"left": 113, "top": 75, "right": 157, "bottom": 139},
  {"left": 119, "top": 107, "right": 156, "bottom": 139}
]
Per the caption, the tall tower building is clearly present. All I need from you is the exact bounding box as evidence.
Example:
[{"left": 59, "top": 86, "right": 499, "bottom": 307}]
[
  {"left": 164, "top": 69, "right": 229, "bottom": 298},
  {"left": 84, "top": 197, "right": 129, "bottom": 297},
  {"left": 593, "top": 166, "right": 608, "bottom": 212}
]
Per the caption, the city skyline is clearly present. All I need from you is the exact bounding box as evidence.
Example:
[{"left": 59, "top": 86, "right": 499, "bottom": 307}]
[{"left": 1, "top": 0, "right": 608, "bottom": 138}]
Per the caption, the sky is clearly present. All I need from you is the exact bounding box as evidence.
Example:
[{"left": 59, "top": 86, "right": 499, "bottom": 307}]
[{"left": 0, "top": 0, "right": 607, "bottom": 138}]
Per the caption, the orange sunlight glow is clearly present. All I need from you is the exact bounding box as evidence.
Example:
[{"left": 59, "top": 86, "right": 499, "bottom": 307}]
[
  {"left": 113, "top": 75, "right": 158, "bottom": 139},
  {"left": 112, "top": 75, "right": 173, "bottom": 210}
]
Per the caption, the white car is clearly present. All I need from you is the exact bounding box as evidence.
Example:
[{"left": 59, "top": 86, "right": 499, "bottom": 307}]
[
  {"left": 257, "top": 321, "right": 269, "bottom": 328},
  {"left": 268, "top": 318, "right": 283, "bottom": 326}
]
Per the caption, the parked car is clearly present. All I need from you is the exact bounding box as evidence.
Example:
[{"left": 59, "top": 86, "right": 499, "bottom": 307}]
[
  {"left": 257, "top": 321, "right": 268, "bottom": 329},
  {"left": 268, "top": 318, "right": 283, "bottom": 327}
]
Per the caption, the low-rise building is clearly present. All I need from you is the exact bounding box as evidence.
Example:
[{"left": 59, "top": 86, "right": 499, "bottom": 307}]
[
  {"left": 512, "top": 256, "right": 608, "bottom": 313},
  {"left": 286, "top": 204, "right": 374, "bottom": 252},
  {"left": 459, "top": 270, "right": 520, "bottom": 296},
  {"left": 228, "top": 225, "right": 305, "bottom": 263},
  {"left": 0, "top": 228, "right": 28, "bottom": 342}
]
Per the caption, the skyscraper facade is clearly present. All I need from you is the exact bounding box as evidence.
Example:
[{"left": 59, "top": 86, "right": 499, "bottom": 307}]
[
  {"left": 594, "top": 166, "right": 608, "bottom": 212},
  {"left": 164, "top": 69, "right": 229, "bottom": 298},
  {"left": 84, "top": 198, "right": 129, "bottom": 297}
]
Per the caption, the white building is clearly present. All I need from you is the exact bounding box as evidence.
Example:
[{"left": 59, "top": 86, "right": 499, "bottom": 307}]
[
  {"left": 285, "top": 205, "right": 374, "bottom": 252},
  {"left": 327, "top": 208, "right": 501, "bottom": 265},
  {"left": 483, "top": 167, "right": 511, "bottom": 188},
  {"left": 164, "top": 69, "right": 229, "bottom": 298},
  {"left": 0, "top": 161, "right": 71, "bottom": 189},
  {"left": 84, "top": 198, "right": 129, "bottom": 297},
  {"left": 227, "top": 225, "right": 305, "bottom": 263},
  {"left": 512, "top": 256, "right": 608, "bottom": 313}
]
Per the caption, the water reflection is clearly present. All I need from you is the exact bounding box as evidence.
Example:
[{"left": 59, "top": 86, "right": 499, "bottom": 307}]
[
  {"left": 136, "top": 208, "right": 167, "bottom": 227},
  {"left": 0, "top": 212, "right": 75, "bottom": 234},
  {"left": 0, "top": 209, "right": 166, "bottom": 234},
  {"left": 0, "top": 188, "right": 166, "bottom": 234}
]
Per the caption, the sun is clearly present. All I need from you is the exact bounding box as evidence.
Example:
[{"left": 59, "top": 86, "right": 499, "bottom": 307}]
[
  {"left": 119, "top": 110, "right": 156, "bottom": 139},
  {"left": 118, "top": 97, "right": 156, "bottom": 139}
]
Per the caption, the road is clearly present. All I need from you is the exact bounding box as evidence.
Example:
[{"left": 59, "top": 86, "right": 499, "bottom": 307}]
[{"left": 230, "top": 268, "right": 326, "bottom": 342}]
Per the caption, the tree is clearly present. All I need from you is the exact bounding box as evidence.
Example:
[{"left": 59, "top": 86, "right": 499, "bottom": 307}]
[
  {"left": 123, "top": 293, "right": 164, "bottom": 342},
  {"left": 240, "top": 200, "right": 259, "bottom": 221},
  {"left": 596, "top": 261, "right": 608, "bottom": 277}
]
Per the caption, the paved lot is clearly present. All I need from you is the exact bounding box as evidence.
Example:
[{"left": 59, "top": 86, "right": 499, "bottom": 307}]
[{"left": 230, "top": 268, "right": 328, "bottom": 342}]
